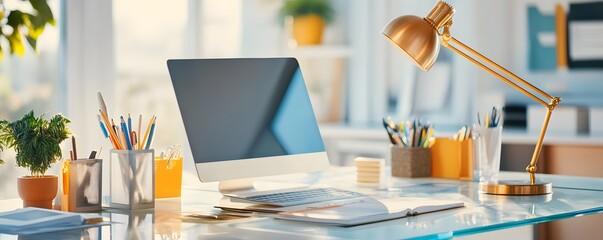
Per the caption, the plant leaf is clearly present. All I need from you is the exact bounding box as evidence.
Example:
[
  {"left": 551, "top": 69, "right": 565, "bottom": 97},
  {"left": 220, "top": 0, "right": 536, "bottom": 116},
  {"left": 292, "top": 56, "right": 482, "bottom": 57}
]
[
  {"left": 26, "top": 36, "right": 37, "bottom": 51},
  {"left": 7, "top": 30, "right": 25, "bottom": 56},
  {"left": 0, "top": 34, "right": 4, "bottom": 60},
  {"left": 28, "top": 0, "right": 55, "bottom": 26},
  {"left": 24, "top": 13, "right": 47, "bottom": 40}
]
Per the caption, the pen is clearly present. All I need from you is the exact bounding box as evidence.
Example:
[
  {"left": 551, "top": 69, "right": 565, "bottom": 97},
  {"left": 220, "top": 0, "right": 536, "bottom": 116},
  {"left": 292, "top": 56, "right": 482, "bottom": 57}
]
[
  {"left": 97, "top": 115, "right": 109, "bottom": 139},
  {"left": 142, "top": 115, "right": 155, "bottom": 150},
  {"left": 120, "top": 117, "right": 133, "bottom": 150},
  {"left": 382, "top": 118, "right": 397, "bottom": 145},
  {"left": 138, "top": 114, "right": 142, "bottom": 149},
  {"left": 119, "top": 125, "right": 128, "bottom": 150},
  {"left": 97, "top": 92, "right": 108, "bottom": 116},
  {"left": 99, "top": 110, "right": 121, "bottom": 150},
  {"left": 131, "top": 131, "right": 137, "bottom": 150},
  {"left": 145, "top": 116, "right": 156, "bottom": 150},
  {"left": 457, "top": 126, "right": 467, "bottom": 142},
  {"left": 128, "top": 113, "right": 132, "bottom": 140},
  {"left": 71, "top": 136, "right": 78, "bottom": 160},
  {"left": 490, "top": 107, "right": 496, "bottom": 127},
  {"left": 477, "top": 112, "right": 482, "bottom": 126}
]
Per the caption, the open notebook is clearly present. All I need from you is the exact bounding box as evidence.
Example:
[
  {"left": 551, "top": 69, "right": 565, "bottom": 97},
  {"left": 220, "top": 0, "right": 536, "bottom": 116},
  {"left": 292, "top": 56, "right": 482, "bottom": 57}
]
[{"left": 271, "top": 197, "right": 464, "bottom": 226}]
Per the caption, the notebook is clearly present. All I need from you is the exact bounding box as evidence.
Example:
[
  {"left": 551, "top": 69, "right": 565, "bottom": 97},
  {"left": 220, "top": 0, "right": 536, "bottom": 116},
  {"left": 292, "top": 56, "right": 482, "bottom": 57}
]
[
  {"left": 0, "top": 207, "right": 105, "bottom": 235},
  {"left": 271, "top": 197, "right": 464, "bottom": 226}
]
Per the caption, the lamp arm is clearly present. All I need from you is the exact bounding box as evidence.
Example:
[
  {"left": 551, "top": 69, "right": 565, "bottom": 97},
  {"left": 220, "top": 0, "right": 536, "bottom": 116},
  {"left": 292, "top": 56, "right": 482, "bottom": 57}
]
[{"left": 439, "top": 27, "right": 561, "bottom": 184}]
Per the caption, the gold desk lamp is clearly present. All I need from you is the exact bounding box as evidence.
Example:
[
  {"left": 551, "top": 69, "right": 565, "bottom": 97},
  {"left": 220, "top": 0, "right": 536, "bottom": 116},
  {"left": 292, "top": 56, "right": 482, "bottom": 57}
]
[{"left": 382, "top": 1, "right": 561, "bottom": 195}]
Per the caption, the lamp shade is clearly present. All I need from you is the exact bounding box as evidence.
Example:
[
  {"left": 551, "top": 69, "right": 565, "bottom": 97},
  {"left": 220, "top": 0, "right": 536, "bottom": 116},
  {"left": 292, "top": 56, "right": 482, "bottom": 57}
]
[{"left": 381, "top": 15, "right": 440, "bottom": 71}]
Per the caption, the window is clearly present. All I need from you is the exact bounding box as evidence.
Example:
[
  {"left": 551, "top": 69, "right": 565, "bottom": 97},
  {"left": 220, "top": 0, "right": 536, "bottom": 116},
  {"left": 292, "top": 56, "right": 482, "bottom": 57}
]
[{"left": 0, "top": 0, "right": 62, "bottom": 199}]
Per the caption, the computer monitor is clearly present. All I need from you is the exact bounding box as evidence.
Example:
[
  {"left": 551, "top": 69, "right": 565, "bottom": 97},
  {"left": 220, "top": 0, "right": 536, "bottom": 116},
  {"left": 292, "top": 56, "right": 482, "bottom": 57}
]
[{"left": 167, "top": 58, "right": 330, "bottom": 193}]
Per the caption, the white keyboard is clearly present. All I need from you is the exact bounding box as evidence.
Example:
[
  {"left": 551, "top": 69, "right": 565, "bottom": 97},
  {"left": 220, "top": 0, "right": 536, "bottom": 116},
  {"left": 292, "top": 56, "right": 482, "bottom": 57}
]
[{"left": 230, "top": 188, "right": 364, "bottom": 207}]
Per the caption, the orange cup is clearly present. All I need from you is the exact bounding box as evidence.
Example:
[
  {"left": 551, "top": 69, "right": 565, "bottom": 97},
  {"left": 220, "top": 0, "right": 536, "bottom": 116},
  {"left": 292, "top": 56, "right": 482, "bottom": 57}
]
[
  {"left": 430, "top": 138, "right": 474, "bottom": 179},
  {"left": 154, "top": 156, "right": 183, "bottom": 198}
]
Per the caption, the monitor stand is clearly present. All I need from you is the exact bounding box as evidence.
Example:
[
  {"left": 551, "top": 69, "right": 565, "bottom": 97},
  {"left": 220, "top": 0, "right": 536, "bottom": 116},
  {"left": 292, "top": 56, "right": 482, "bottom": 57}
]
[
  {"left": 218, "top": 178, "right": 310, "bottom": 196},
  {"left": 218, "top": 178, "right": 255, "bottom": 194}
]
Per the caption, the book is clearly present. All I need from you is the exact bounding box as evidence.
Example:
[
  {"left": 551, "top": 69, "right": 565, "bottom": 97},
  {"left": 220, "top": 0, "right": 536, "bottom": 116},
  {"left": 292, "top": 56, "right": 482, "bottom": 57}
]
[
  {"left": 271, "top": 197, "right": 464, "bottom": 226},
  {"left": 0, "top": 207, "right": 105, "bottom": 235}
]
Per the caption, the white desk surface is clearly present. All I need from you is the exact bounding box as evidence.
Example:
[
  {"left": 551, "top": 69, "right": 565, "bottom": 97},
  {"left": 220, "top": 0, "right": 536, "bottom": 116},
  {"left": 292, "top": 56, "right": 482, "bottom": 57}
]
[{"left": 2, "top": 167, "right": 603, "bottom": 239}]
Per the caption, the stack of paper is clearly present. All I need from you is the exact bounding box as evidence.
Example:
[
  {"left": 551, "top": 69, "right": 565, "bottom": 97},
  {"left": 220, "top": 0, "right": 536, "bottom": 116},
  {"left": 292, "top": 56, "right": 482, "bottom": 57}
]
[
  {"left": 355, "top": 157, "right": 386, "bottom": 185},
  {"left": 0, "top": 208, "right": 105, "bottom": 235}
]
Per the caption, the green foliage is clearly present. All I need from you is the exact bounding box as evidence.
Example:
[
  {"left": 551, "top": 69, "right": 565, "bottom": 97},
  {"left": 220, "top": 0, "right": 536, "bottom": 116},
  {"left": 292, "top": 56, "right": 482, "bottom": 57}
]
[
  {"left": 279, "top": 0, "right": 335, "bottom": 24},
  {"left": 0, "top": 0, "right": 56, "bottom": 59},
  {"left": 0, "top": 111, "right": 71, "bottom": 176}
]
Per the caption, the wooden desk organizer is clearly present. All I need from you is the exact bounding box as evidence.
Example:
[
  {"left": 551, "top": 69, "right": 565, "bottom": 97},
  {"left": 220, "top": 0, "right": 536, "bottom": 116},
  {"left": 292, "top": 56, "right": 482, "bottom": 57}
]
[
  {"left": 430, "top": 138, "right": 474, "bottom": 179},
  {"left": 391, "top": 146, "right": 431, "bottom": 178}
]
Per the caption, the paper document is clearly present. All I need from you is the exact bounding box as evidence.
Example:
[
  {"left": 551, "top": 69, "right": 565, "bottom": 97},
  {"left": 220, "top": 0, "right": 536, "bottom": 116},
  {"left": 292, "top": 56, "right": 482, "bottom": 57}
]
[
  {"left": 273, "top": 197, "right": 464, "bottom": 226},
  {"left": 0, "top": 207, "right": 106, "bottom": 235}
]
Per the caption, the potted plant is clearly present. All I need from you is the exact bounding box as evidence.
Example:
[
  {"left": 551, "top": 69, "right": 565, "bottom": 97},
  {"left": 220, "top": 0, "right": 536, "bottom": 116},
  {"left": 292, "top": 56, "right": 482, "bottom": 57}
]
[
  {"left": 279, "top": 0, "right": 335, "bottom": 46},
  {"left": 0, "top": 111, "right": 71, "bottom": 209}
]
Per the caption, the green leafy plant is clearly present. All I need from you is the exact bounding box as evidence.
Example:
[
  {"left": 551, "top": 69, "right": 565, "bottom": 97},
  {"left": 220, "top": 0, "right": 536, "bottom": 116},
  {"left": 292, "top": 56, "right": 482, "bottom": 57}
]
[
  {"left": 278, "top": 0, "right": 335, "bottom": 24},
  {"left": 0, "top": 110, "right": 70, "bottom": 176},
  {"left": 0, "top": 0, "right": 56, "bottom": 59}
]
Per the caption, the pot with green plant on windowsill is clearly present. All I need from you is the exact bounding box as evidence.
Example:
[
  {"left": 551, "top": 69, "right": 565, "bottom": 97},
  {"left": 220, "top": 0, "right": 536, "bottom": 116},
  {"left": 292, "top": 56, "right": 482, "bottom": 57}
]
[
  {"left": 279, "top": 0, "right": 335, "bottom": 46},
  {"left": 0, "top": 111, "right": 71, "bottom": 209}
]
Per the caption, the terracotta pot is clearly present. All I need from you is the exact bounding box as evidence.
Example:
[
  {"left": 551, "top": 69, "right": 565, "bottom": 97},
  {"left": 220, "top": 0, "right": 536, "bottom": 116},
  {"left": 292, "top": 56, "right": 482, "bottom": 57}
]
[
  {"left": 292, "top": 14, "right": 325, "bottom": 46},
  {"left": 17, "top": 175, "right": 58, "bottom": 209}
]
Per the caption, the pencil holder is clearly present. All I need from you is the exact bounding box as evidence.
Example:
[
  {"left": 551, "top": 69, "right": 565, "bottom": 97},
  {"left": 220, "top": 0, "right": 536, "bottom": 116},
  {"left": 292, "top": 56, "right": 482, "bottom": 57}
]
[
  {"left": 110, "top": 149, "right": 155, "bottom": 210},
  {"left": 64, "top": 159, "right": 103, "bottom": 212},
  {"left": 430, "top": 138, "right": 474, "bottom": 179},
  {"left": 391, "top": 146, "right": 431, "bottom": 178},
  {"left": 154, "top": 156, "right": 183, "bottom": 198},
  {"left": 474, "top": 126, "right": 502, "bottom": 183}
]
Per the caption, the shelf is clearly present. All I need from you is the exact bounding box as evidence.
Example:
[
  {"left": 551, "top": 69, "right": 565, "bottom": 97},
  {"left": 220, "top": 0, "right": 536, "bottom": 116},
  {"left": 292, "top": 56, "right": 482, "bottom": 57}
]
[
  {"left": 280, "top": 45, "right": 352, "bottom": 58},
  {"left": 319, "top": 124, "right": 603, "bottom": 146}
]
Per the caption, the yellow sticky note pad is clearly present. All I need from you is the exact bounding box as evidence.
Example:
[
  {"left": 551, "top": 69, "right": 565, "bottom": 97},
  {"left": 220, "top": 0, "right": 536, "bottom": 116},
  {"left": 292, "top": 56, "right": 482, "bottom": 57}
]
[{"left": 354, "top": 157, "right": 386, "bottom": 186}]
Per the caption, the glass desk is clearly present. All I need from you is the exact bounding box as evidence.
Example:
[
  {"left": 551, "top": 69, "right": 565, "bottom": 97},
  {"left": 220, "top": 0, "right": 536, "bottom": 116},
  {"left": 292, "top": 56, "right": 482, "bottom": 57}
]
[{"left": 1, "top": 168, "right": 603, "bottom": 239}]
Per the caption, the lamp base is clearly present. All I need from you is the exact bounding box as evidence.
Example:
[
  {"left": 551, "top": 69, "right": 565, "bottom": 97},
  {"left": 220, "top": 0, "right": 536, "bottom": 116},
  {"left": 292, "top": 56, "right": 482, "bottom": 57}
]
[{"left": 479, "top": 180, "right": 552, "bottom": 195}]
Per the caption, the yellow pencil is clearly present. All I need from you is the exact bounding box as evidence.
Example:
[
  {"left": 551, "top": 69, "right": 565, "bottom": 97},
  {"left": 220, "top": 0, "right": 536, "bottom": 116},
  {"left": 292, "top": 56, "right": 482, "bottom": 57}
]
[
  {"left": 137, "top": 114, "right": 142, "bottom": 149},
  {"left": 99, "top": 110, "right": 121, "bottom": 150},
  {"left": 141, "top": 115, "right": 155, "bottom": 150},
  {"left": 119, "top": 125, "right": 127, "bottom": 150}
]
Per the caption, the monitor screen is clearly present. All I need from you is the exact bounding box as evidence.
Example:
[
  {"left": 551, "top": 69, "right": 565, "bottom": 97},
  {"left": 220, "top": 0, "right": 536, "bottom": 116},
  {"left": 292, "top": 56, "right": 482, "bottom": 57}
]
[{"left": 168, "top": 58, "right": 327, "bottom": 180}]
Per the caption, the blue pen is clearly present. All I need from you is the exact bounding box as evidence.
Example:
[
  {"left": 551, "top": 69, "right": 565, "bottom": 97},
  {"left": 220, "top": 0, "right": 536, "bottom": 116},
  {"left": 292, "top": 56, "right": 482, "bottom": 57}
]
[
  {"left": 120, "top": 117, "right": 133, "bottom": 150},
  {"left": 97, "top": 115, "right": 109, "bottom": 138},
  {"left": 145, "top": 117, "right": 156, "bottom": 150},
  {"left": 127, "top": 113, "right": 132, "bottom": 137}
]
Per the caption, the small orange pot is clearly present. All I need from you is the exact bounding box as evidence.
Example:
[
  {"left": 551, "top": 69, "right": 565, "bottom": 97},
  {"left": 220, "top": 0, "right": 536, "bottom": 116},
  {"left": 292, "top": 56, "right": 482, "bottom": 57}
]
[
  {"left": 17, "top": 175, "right": 58, "bottom": 209},
  {"left": 292, "top": 14, "right": 325, "bottom": 46}
]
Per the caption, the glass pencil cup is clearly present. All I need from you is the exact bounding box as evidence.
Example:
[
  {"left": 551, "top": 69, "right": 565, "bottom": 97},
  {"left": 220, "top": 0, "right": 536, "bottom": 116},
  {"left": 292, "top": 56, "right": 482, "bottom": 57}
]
[
  {"left": 110, "top": 149, "right": 155, "bottom": 209},
  {"left": 474, "top": 126, "right": 502, "bottom": 183},
  {"left": 154, "top": 156, "right": 183, "bottom": 198},
  {"left": 65, "top": 159, "right": 103, "bottom": 212}
]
